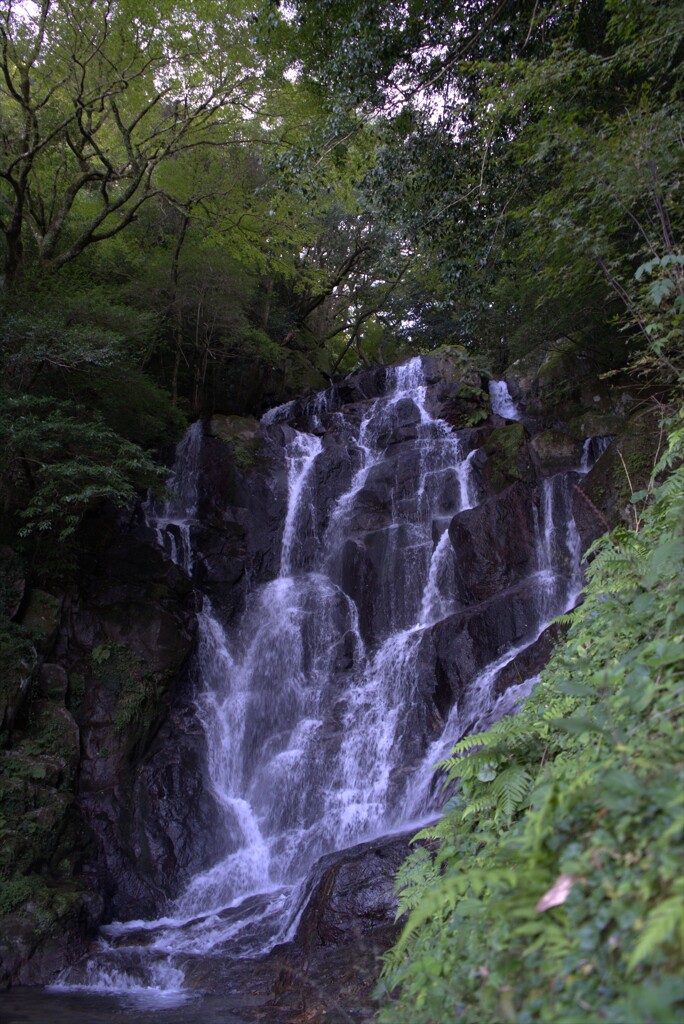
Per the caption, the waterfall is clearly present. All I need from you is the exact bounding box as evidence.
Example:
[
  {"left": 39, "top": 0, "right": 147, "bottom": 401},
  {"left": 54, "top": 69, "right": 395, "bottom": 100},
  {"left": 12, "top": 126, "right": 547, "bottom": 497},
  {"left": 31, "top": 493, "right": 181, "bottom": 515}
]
[
  {"left": 145, "top": 419, "right": 203, "bottom": 572},
  {"left": 489, "top": 379, "right": 521, "bottom": 420},
  {"left": 580, "top": 434, "right": 613, "bottom": 472},
  {"left": 280, "top": 432, "right": 323, "bottom": 575},
  {"left": 60, "top": 357, "right": 599, "bottom": 997}
]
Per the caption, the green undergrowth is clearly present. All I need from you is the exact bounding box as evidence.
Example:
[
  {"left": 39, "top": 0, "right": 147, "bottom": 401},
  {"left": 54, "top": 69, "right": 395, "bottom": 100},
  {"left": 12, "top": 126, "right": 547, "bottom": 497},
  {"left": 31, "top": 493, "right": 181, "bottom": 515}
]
[{"left": 379, "top": 410, "right": 684, "bottom": 1024}]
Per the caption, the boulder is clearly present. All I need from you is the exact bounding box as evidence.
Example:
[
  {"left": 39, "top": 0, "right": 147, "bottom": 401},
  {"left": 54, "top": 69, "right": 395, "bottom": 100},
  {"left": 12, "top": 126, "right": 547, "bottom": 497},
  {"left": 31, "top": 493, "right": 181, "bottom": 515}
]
[
  {"left": 421, "top": 345, "right": 481, "bottom": 387},
  {"left": 295, "top": 834, "right": 412, "bottom": 949},
  {"left": 334, "top": 366, "right": 389, "bottom": 406},
  {"left": 449, "top": 482, "right": 540, "bottom": 605},
  {"left": 530, "top": 430, "right": 583, "bottom": 475},
  {"left": 481, "top": 423, "right": 535, "bottom": 494}
]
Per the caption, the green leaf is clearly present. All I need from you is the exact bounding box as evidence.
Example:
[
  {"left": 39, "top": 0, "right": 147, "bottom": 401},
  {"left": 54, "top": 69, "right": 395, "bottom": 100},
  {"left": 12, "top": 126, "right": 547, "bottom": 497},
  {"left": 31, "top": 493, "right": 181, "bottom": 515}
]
[{"left": 550, "top": 716, "right": 609, "bottom": 736}]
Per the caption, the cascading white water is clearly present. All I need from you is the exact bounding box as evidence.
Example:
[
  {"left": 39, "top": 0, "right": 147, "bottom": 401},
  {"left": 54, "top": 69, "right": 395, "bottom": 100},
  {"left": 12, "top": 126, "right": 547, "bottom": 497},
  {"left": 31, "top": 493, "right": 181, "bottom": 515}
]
[
  {"left": 280, "top": 432, "right": 323, "bottom": 575},
  {"left": 145, "top": 419, "right": 204, "bottom": 572},
  {"left": 580, "top": 434, "right": 613, "bottom": 472},
  {"left": 489, "top": 379, "right": 521, "bottom": 420},
  {"left": 62, "top": 359, "right": 605, "bottom": 995}
]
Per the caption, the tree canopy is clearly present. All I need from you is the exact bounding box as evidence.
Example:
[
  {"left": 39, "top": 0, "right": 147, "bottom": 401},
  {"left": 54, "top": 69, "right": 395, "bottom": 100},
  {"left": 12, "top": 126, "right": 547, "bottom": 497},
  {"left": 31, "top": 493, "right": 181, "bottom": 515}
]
[
  {"left": 0, "top": 0, "right": 288, "bottom": 282},
  {"left": 294, "top": 0, "right": 683, "bottom": 368}
]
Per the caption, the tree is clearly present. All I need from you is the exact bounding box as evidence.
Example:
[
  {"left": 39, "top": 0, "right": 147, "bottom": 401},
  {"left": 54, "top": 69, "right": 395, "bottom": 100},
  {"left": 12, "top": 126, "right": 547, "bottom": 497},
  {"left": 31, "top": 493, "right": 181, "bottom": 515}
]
[
  {"left": 291, "top": 0, "right": 684, "bottom": 369},
  {"left": 0, "top": 0, "right": 286, "bottom": 287}
]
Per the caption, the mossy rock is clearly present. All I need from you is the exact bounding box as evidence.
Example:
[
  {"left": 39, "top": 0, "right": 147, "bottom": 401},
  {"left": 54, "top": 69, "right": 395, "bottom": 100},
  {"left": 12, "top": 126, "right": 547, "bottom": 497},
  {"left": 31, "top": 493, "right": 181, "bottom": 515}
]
[
  {"left": 0, "top": 877, "right": 103, "bottom": 987},
  {"left": 284, "top": 350, "right": 329, "bottom": 396},
  {"left": 483, "top": 423, "right": 534, "bottom": 494},
  {"left": 35, "top": 664, "right": 68, "bottom": 703},
  {"left": 0, "top": 746, "right": 75, "bottom": 879},
  {"left": 507, "top": 337, "right": 601, "bottom": 421},
  {"left": 530, "top": 430, "right": 583, "bottom": 475},
  {"left": 19, "top": 590, "right": 61, "bottom": 648},
  {"left": 208, "top": 415, "right": 259, "bottom": 444},
  {"left": 537, "top": 339, "right": 589, "bottom": 392},
  {"left": 565, "top": 410, "right": 627, "bottom": 441},
  {"left": 21, "top": 701, "right": 80, "bottom": 775},
  {"left": 0, "top": 625, "right": 37, "bottom": 738},
  {"left": 208, "top": 415, "right": 264, "bottom": 472},
  {"left": 87, "top": 642, "right": 160, "bottom": 739},
  {"left": 422, "top": 346, "right": 482, "bottom": 388},
  {"left": 574, "top": 408, "right": 664, "bottom": 550}
]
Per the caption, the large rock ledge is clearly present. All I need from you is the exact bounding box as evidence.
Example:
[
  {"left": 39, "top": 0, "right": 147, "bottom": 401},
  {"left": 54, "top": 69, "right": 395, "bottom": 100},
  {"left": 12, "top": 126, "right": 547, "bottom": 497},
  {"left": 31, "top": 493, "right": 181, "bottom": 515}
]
[{"left": 179, "top": 833, "right": 415, "bottom": 1023}]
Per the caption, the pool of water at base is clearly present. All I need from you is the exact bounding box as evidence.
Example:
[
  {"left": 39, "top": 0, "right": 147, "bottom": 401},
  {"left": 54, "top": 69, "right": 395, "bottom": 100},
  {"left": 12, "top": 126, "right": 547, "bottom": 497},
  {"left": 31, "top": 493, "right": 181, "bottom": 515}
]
[{"left": 0, "top": 989, "right": 257, "bottom": 1024}]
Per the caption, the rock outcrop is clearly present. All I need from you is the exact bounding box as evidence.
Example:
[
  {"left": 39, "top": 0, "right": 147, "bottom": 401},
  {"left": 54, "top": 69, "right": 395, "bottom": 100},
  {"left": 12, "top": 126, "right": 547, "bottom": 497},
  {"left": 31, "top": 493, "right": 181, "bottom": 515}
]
[{"left": 0, "top": 513, "right": 199, "bottom": 986}]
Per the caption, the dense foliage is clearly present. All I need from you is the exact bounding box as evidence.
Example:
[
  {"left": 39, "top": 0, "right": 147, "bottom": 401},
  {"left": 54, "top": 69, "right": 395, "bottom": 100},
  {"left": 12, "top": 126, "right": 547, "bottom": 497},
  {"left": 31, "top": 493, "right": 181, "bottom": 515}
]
[
  {"left": 0, "top": 0, "right": 412, "bottom": 572},
  {"left": 378, "top": 409, "right": 684, "bottom": 1022},
  {"left": 294, "top": 0, "right": 683, "bottom": 368}
]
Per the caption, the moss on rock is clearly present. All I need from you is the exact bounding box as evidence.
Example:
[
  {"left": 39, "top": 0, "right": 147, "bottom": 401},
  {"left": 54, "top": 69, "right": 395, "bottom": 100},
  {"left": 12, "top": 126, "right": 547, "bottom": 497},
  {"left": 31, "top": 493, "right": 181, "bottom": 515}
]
[
  {"left": 483, "top": 423, "right": 534, "bottom": 494},
  {"left": 507, "top": 337, "right": 617, "bottom": 423},
  {"left": 0, "top": 625, "right": 36, "bottom": 739},
  {"left": 19, "top": 591, "right": 61, "bottom": 651},
  {"left": 529, "top": 430, "right": 583, "bottom": 475},
  {"left": 573, "top": 407, "right": 665, "bottom": 550},
  {"left": 208, "top": 414, "right": 264, "bottom": 472},
  {"left": 422, "top": 345, "right": 483, "bottom": 388},
  {"left": 565, "top": 410, "right": 627, "bottom": 441}
]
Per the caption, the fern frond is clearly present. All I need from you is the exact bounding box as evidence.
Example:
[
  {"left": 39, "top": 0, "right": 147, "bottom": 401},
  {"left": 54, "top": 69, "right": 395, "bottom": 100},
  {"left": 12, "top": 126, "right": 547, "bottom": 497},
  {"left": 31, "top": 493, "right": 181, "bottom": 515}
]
[
  {"left": 628, "top": 883, "right": 684, "bottom": 972},
  {"left": 491, "top": 764, "right": 533, "bottom": 818},
  {"left": 462, "top": 795, "right": 497, "bottom": 819}
]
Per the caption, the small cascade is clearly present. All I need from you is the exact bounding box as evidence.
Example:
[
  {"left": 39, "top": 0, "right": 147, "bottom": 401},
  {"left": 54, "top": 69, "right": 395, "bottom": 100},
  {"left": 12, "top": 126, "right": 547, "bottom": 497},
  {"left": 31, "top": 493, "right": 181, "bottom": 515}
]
[
  {"left": 145, "top": 419, "right": 203, "bottom": 572},
  {"left": 580, "top": 434, "right": 613, "bottom": 472},
  {"left": 489, "top": 379, "right": 521, "bottom": 420},
  {"left": 305, "top": 385, "right": 336, "bottom": 432},
  {"left": 401, "top": 637, "right": 543, "bottom": 821},
  {"left": 322, "top": 359, "right": 482, "bottom": 639},
  {"left": 532, "top": 474, "right": 583, "bottom": 623},
  {"left": 260, "top": 398, "right": 297, "bottom": 427},
  {"left": 280, "top": 431, "right": 323, "bottom": 574},
  {"left": 420, "top": 529, "right": 458, "bottom": 626},
  {"left": 61, "top": 355, "right": 599, "bottom": 1000},
  {"left": 324, "top": 626, "right": 425, "bottom": 845}
]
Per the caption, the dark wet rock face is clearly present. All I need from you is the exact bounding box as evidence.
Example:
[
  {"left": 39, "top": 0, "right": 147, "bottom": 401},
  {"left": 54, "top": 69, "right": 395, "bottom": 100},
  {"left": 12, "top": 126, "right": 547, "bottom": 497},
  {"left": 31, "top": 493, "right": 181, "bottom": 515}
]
[
  {"left": 0, "top": 515, "right": 200, "bottom": 986},
  {"left": 295, "top": 835, "right": 411, "bottom": 949},
  {"left": 63, "top": 526, "right": 201, "bottom": 919},
  {"left": 449, "top": 482, "right": 539, "bottom": 605}
]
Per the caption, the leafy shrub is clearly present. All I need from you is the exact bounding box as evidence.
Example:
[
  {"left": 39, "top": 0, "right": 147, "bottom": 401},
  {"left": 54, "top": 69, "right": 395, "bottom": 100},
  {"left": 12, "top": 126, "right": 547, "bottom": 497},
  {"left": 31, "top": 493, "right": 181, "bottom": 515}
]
[{"left": 0, "top": 394, "right": 163, "bottom": 539}]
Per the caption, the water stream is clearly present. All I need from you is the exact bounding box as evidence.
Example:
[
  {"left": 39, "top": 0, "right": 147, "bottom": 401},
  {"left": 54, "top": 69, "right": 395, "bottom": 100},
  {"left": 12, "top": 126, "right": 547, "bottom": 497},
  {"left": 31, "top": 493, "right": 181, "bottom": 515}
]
[
  {"left": 488, "top": 378, "right": 521, "bottom": 420},
  {"left": 53, "top": 361, "right": 608, "bottom": 1002}
]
